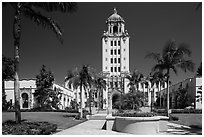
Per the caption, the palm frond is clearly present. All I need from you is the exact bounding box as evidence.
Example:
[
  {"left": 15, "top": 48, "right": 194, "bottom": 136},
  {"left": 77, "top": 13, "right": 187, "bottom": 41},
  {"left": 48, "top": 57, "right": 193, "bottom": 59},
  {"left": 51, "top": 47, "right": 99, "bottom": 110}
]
[
  {"left": 177, "top": 60, "right": 195, "bottom": 72},
  {"left": 145, "top": 52, "right": 161, "bottom": 62},
  {"left": 162, "top": 40, "right": 176, "bottom": 56},
  {"left": 30, "top": 2, "right": 77, "bottom": 13},
  {"left": 177, "top": 43, "right": 192, "bottom": 57},
  {"left": 22, "top": 6, "right": 63, "bottom": 43}
]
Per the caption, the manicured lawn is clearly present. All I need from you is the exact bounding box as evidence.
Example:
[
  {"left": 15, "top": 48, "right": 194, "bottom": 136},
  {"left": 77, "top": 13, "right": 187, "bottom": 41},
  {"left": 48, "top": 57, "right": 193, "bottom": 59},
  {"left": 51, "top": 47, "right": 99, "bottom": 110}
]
[
  {"left": 170, "top": 113, "right": 202, "bottom": 128},
  {"left": 2, "top": 112, "right": 86, "bottom": 130}
]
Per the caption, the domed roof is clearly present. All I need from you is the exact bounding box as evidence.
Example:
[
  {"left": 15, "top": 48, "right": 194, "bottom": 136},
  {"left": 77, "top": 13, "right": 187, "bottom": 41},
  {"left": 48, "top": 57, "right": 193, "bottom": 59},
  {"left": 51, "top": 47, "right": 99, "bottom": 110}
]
[{"left": 107, "top": 8, "right": 124, "bottom": 22}]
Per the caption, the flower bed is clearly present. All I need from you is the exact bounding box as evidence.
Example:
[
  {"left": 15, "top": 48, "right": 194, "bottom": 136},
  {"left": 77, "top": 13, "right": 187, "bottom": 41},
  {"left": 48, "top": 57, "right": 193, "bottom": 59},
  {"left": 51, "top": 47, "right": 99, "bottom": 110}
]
[{"left": 2, "top": 120, "right": 57, "bottom": 135}]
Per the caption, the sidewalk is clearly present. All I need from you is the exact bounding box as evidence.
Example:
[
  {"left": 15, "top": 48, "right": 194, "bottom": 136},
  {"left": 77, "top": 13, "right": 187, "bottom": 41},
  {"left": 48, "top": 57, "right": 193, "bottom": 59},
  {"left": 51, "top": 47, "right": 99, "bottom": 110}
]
[
  {"left": 54, "top": 120, "right": 130, "bottom": 135},
  {"left": 54, "top": 115, "right": 202, "bottom": 135}
]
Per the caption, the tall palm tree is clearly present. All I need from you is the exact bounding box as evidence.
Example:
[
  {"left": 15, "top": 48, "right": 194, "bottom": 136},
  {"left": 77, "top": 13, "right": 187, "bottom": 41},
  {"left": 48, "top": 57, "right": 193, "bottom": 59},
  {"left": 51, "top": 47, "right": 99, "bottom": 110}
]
[
  {"left": 4, "top": 2, "right": 77, "bottom": 123},
  {"left": 93, "top": 73, "right": 107, "bottom": 110},
  {"left": 146, "top": 40, "right": 194, "bottom": 116},
  {"left": 65, "top": 65, "right": 92, "bottom": 119},
  {"left": 126, "top": 69, "right": 144, "bottom": 92}
]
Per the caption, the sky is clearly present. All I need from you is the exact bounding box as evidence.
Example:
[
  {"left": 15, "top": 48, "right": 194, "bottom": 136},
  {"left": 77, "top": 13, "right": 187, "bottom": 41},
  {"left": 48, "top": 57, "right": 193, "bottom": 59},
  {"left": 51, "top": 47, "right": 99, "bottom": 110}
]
[{"left": 2, "top": 2, "right": 202, "bottom": 85}]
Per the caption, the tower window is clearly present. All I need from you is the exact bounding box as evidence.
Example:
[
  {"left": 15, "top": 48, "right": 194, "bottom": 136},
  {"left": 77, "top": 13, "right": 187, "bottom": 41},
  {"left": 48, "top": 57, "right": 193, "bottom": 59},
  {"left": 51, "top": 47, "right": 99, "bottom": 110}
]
[
  {"left": 118, "top": 58, "right": 120, "bottom": 63},
  {"left": 118, "top": 49, "right": 120, "bottom": 54},
  {"left": 111, "top": 67, "right": 113, "bottom": 72},
  {"left": 111, "top": 50, "right": 113, "bottom": 55},
  {"left": 124, "top": 49, "right": 125, "bottom": 52},
  {"left": 105, "top": 67, "right": 107, "bottom": 70},
  {"left": 115, "top": 82, "right": 118, "bottom": 87},
  {"left": 114, "top": 41, "right": 117, "bottom": 46},
  {"left": 114, "top": 58, "right": 117, "bottom": 63},
  {"left": 118, "top": 41, "right": 121, "bottom": 46},
  {"left": 118, "top": 67, "right": 121, "bottom": 72},
  {"left": 124, "top": 66, "right": 126, "bottom": 69},
  {"left": 110, "top": 82, "right": 113, "bottom": 87},
  {"left": 115, "top": 67, "right": 117, "bottom": 72},
  {"left": 111, "top": 41, "right": 113, "bottom": 46},
  {"left": 105, "top": 58, "right": 107, "bottom": 61},
  {"left": 114, "top": 49, "right": 117, "bottom": 55},
  {"left": 113, "top": 25, "right": 118, "bottom": 33},
  {"left": 111, "top": 58, "right": 113, "bottom": 63},
  {"left": 124, "top": 57, "right": 126, "bottom": 60}
]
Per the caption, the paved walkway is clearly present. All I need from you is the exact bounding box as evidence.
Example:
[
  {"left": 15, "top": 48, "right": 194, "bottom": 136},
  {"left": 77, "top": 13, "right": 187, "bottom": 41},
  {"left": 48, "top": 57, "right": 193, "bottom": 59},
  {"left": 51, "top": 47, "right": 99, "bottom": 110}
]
[
  {"left": 54, "top": 120, "right": 129, "bottom": 135},
  {"left": 54, "top": 113, "right": 202, "bottom": 135}
]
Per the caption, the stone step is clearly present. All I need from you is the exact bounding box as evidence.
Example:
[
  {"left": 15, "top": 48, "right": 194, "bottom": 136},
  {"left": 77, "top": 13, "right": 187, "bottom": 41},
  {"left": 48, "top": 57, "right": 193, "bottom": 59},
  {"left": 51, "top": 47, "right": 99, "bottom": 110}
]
[{"left": 89, "top": 114, "right": 107, "bottom": 120}]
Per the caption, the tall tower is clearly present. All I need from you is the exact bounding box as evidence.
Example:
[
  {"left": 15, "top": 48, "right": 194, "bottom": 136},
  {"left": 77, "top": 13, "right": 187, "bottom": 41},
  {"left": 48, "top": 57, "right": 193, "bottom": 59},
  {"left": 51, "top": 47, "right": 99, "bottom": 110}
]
[
  {"left": 102, "top": 8, "right": 129, "bottom": 76},
  {"left": 102, "top": 8, "right": 130, "bottom": 110}
]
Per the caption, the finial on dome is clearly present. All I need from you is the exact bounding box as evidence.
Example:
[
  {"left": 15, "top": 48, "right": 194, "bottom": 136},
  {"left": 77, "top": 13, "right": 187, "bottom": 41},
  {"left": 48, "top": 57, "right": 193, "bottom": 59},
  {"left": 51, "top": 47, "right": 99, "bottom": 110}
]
[{"left": 113, "top": 8, "right": 117, "bottom": 14}]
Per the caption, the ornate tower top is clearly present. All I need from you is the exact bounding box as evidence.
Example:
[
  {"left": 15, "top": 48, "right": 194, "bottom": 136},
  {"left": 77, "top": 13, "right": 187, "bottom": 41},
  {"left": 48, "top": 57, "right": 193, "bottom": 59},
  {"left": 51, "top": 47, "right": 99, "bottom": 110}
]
[
  {"left": 107, "top": 8, "right": 124, "bottom": 23},
  {"left": 113, "top": 8, "right": 117, "bottom": 14}
]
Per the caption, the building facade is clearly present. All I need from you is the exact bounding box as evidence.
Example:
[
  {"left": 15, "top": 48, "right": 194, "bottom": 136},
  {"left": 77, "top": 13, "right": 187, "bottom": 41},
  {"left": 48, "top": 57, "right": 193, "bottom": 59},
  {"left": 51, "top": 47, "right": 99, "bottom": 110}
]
[
  {"left": 159, "top": 77, "right": 202, "bottom": 109},
  {"left": 4, "top": 79, "right": 74, "bottom": 110},
  {"left": 102, "top": 8, "right": 130, "bottom": 110}
]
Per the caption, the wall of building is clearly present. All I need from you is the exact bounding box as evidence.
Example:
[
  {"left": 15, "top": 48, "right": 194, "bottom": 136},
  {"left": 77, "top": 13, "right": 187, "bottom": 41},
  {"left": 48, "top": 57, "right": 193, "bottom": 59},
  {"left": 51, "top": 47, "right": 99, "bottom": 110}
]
[{"left": 4, "top": 79, "right": 74, "bottom": 110}]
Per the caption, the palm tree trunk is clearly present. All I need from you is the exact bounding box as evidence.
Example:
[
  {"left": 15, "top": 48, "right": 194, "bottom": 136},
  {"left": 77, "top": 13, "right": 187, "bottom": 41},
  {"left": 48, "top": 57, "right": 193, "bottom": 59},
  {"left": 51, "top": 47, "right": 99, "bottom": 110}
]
[
  {"left": 166, "top": 70, "right": 170, "bottom": 117},
  {"left": 80, "top": 85, "right": 83, "bottom": 119},
  {"left": 89, "top": 90, "right": 92, "bottom": 114},
  {"left": 159, "top": 84, "right": 162, "bottom": 108},
  {"left": 13, "top": 3, "right": 21, "bottom": 124},
  {"left": 97, "top": 90, "right": 100, "bottom": 111}
]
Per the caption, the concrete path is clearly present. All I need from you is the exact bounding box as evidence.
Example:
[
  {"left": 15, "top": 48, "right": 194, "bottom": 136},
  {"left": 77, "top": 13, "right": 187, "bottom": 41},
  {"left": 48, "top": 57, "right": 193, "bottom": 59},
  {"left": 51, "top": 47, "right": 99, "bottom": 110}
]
[{"left": 54, "top": 120, "right": 130, "bottom": 135}]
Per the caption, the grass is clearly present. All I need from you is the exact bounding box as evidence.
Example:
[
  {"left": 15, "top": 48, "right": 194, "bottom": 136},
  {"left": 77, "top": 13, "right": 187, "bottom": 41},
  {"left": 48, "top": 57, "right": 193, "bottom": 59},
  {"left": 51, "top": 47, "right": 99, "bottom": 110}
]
[
  {"left": 2, "top": 112, "right": 86, "bottom": 130},
  {"left": 170, "top": 113, "right": 202, "bottom": 129}
]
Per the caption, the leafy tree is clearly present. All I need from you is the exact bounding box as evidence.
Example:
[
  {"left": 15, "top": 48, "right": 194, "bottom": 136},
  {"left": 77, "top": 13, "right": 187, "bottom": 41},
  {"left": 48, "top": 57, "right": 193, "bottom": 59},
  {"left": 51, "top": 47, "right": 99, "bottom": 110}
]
[
  {"left": 146, "top": 40, "right": 194, "bottom": 116},
  {"left": 34, "top": 65, "right": 60, "bottom": 109},
  {"left": 2, "top": 55, "right": 15, "bottom": 111},
  {"left": 121, "top": 92, "right": 144, "bottom": 110},
  {"left": 175, "top": 85, "right": 192, "bottom": 109},
  {"left": 65, "top": 65, "right": 92, "bottom": 119},
  {"left": 197, "top": 62, "right": 202, "bottom": 77},
  {"left": 4, "top": 2, "right": 77, "bottom": 123}
]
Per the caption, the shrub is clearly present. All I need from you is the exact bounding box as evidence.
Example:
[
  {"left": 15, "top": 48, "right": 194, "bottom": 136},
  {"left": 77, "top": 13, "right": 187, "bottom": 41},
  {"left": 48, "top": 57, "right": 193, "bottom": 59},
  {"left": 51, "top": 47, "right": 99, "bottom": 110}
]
[
  {"left": 169, "top": 115, "right": 179, "bottom": 121},
  {"left": 2, "top": 120, "right": 57, "bottom": 135},
  {"left": 113, "top": 111, "right": 157, "bottom": 117},
  {"left": 152, "top": 108, "right": 202, "bottom": 114}
]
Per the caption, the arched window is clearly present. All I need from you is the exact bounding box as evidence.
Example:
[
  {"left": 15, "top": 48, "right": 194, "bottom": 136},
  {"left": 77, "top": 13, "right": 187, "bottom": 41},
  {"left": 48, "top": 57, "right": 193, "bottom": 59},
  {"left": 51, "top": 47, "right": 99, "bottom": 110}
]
[
  {"left": 22, "top": 93, "right": 29, "bottom": 108},
  {"left": 113, "top": 25, "right": 118, "bottom": 33}
]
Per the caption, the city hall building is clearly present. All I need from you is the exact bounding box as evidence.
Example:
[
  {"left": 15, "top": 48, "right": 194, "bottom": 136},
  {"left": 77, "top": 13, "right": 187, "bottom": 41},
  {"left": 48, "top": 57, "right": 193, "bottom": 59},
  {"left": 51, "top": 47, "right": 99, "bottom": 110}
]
[{"left": 3, "top": 9, "right": 202, "bottom": 111}]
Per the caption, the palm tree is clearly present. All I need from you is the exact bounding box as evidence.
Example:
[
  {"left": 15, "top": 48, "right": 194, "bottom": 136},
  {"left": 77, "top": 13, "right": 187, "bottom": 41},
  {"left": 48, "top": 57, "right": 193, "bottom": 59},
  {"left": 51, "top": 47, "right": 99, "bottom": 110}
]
[
  {"left": 150, "top": 71, "right": 166, "bottom": 107},
  {"left": 93, "top": 73, "right": 107, "bottom": 111},
  {"left": 126, "top": 69, "right": 144, "bottom": 92},
  {"left": 65, "top": 65, "right": 92, "bottom": 119},
  {"left": 146, "top": 40, "right": 194, "bottom": 116},
  {"left": 4, "top": 2, "right": 77, "bottom": 123}
]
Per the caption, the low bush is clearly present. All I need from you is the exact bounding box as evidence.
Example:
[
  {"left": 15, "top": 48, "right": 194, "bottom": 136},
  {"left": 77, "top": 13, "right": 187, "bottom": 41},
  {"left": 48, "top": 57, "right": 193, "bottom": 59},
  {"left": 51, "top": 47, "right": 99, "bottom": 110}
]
[
  {"left": 113, "top": 111, "right": 157, "bottom": 117},
  {"left": 2, "top": 120, "right": 57, "bottom": 135},
  {"left": 169, "top": 115, "right": 179, "bottom": 121},
  {"left": 6, "top": 107, "right": 79, "bottom": 113},
  {"left": 152, "top": 109, "right": 202, "bottom": 114}
]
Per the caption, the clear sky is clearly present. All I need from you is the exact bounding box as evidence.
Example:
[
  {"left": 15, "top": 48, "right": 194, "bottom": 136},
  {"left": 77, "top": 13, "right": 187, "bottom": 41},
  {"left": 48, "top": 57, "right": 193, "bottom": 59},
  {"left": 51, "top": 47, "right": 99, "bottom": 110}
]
[{"left": 2, "top": 2, "right": 202, "bottom": 85}]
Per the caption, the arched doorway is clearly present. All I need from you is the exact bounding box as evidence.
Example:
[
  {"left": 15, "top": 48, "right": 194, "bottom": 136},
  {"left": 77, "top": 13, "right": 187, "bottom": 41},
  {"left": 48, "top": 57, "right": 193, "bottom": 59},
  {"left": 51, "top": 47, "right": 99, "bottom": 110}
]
[{"left": 22, "top": 93, "right": 29, "bottom": 108}]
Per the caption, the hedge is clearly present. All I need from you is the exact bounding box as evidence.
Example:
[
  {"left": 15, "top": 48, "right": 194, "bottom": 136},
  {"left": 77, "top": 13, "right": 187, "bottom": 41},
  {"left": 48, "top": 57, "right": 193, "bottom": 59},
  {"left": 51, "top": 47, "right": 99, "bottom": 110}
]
[
  {"left": 2, "top": 120, "right": 57, "bottom": 135},
  {"left": 113, "top": 112, "right": 157, "bottom": 117},
  {"left": 153, "top": 109, "right": 202, "bottom": 114}
]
